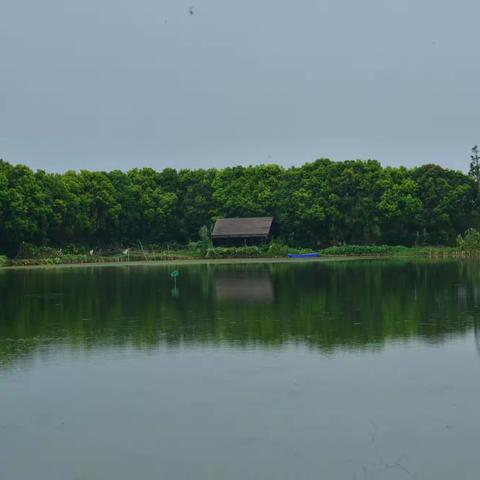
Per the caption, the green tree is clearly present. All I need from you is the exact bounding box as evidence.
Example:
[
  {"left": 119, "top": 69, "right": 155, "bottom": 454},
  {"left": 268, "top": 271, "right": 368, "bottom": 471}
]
[
  {"left": 412, "top": 164, "right": 476, "bottom": 245},
  {"left": 198, "top": 225, "right": 212, "bottom": 256},
  {"left": 126, "top": 168, "right": 178, "bottom": 244},
  {"left": 469, "top": 145, "right": 480, "bottom": 189},
  {"left": 1, "top": 157, "right": 479, "bottom": 255},
  {"left": 0, "top": 161, "right": 49, "bottom": 255}
]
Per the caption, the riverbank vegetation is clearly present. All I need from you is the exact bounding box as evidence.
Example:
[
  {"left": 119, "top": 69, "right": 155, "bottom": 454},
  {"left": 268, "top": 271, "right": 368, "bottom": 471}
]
[
  {"left": 1, "top": 158, "right": 480, "bottom": 260},
  {"left": 1, "top": 241, "right": 473, "bottom": 267},
  {"left": 320, "top": 245, "right": 462, "bottom": 257}
]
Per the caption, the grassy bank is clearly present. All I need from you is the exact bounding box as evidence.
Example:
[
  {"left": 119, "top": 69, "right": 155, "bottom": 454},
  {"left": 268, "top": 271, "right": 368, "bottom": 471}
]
[
  {"left": 319, "top": 245, "right": 462, "bottom": 257},
  {"left": 0, "top": 244, "right": 468, "bottom": 267}
]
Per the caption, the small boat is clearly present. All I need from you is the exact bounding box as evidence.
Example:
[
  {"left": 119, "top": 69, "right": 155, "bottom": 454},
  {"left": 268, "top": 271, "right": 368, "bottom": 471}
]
[{"left": 287, "top": 253, "right": 320, "bottom": 258}]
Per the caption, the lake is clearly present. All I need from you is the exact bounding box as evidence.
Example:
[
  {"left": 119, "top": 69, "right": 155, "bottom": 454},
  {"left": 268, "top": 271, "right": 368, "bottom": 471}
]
[{"left": 1, "top": 259, "right": 480, "bottom": 479}]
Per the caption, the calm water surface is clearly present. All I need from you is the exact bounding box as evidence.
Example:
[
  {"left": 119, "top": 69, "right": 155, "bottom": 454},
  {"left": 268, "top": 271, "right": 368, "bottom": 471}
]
[{"left": 1, "top": 259, "right": 480, "bottom": 479}]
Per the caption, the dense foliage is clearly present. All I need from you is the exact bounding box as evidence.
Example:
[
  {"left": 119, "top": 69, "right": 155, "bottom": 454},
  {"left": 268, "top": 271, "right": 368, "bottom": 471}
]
[
  {"left": 0, "top": 158, "right": 479, "bottom": 256},
  {"left": 457, "top": 228, "right": 480, "bottom": 253}
]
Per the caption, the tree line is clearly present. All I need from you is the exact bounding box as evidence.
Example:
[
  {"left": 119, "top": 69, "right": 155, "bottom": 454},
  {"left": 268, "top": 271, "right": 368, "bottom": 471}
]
[{"left": 0, "top": 157, "right": 478, "bottom": 256}]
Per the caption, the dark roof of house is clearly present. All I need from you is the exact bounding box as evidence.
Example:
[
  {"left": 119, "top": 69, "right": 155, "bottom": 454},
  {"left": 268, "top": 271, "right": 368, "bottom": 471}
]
[{"left": 212, "top": 217, "right": 274, "bottom": 238}]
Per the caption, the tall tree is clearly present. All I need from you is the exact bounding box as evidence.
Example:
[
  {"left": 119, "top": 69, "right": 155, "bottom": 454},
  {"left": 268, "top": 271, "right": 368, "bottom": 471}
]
[{"left": 469, "top": 145, "right": 480, "bottom": 188}]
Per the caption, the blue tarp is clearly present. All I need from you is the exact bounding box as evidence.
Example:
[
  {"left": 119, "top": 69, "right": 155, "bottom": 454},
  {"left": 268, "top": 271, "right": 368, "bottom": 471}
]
[{"left": 287, "top": 253, "right": 320, "bottom": 258}]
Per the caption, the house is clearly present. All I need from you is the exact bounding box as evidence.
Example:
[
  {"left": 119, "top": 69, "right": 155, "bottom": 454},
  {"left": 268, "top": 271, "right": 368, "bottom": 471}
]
[{"left": 211, "top": 217, "right": 277, "bottom": 246}]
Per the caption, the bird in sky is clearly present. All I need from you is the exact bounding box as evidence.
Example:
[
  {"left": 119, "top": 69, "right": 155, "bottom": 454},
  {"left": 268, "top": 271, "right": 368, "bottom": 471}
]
[{"left": 189, "top": 6, "right": 194, "bottom": 15}]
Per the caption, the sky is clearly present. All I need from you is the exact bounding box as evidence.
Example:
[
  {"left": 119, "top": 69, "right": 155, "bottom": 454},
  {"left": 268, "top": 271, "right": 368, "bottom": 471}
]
[{"left": 1, "top": 0, "right": 479, "bottom": 172}]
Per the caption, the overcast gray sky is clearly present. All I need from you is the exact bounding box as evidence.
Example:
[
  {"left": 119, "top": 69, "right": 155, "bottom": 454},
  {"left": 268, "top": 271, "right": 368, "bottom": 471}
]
[{"left": 1, "top": 0, "right": 479, "bottom": 172}]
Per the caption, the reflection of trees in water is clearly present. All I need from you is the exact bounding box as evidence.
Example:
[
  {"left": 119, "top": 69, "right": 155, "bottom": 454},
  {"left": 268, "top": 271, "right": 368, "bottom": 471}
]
[
  {"left": 472, "top": 311, "right": 480, "bottom": 356},
  {"left": 473, "top": 320, "right": 480, "bottom": 355},
  {"left": 1, "top": 260, "right": 480, "bottom": 368}
]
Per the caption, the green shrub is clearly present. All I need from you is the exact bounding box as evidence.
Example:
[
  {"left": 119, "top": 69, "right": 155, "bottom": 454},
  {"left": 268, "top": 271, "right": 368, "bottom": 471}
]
[
  {"left": 206, "top": 246, "right": 266, "bottom": 259},
  {"left": 268, "top": 240, "right": 288, "bottom": 257},
  {"left": 0, "top": 255, "right": 6, "bottom": 266},
  {"left": 15, "top": 243, "right": 63, "bottom": 259},
  {"left": 287, "top": 246, "right": 315, "bottom": 255},
  {"left": 188, "top": 241, "right": 199, "bottom": 251},
  {"left": 457, "top": 228, "right": 480, "bottom": 253},
  {"left": 320, "top": 244, "right": 460, "bottom": 257},
  {"left": 320, "top": 245, "right": 405, "bottom": 256}
]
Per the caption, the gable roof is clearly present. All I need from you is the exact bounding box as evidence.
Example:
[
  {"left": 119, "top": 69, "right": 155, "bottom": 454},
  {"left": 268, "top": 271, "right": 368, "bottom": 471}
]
[{"left": 212, "top": 217, "right": 274, "bottom": 238}]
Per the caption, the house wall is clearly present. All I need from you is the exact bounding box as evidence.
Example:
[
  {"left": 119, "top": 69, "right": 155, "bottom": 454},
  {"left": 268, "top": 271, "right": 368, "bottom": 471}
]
[{"left": 212, "top": 236, "right": 270, "bottom": 247}]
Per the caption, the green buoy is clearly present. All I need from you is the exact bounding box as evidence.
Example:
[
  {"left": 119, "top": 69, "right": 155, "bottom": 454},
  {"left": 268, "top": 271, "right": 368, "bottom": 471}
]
[{"left": 170, "top": 270, "right": 180, "bottom": 295}]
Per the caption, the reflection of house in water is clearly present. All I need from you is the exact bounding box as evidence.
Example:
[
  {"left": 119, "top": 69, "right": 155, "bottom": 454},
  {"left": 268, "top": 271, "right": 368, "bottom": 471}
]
[{"left": 214, "top": 271, "right": 274, "bottom": 303}]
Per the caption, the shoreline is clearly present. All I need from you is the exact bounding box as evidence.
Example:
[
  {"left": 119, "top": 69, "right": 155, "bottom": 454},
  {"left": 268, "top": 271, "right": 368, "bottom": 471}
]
[{"left": 0, "top": 254, "right": 466, "bottom": 270}]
